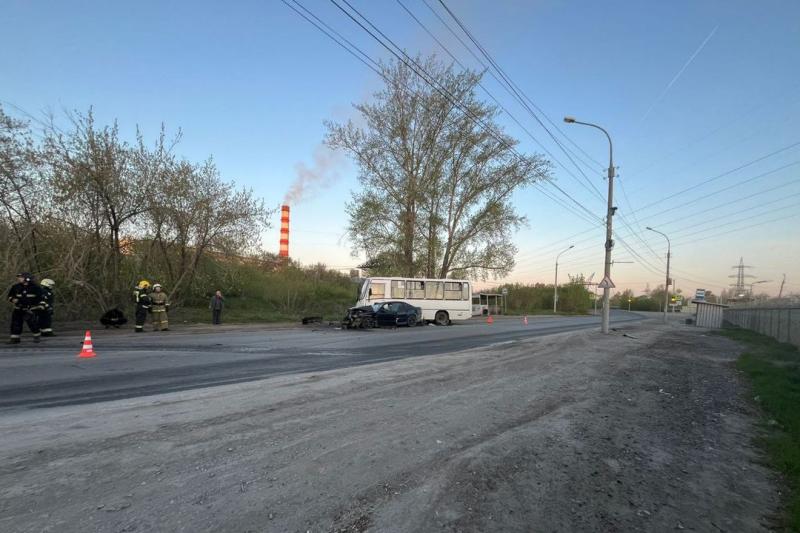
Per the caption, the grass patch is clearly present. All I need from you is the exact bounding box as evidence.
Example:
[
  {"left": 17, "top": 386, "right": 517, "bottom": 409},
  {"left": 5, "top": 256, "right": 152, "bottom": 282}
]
[{"left": 720, "top": 327, "right": 800, "bottom": 529}]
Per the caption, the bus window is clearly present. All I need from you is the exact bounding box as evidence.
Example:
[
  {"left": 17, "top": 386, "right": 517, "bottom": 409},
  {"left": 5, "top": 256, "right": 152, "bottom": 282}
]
[
  {"left": 425, "top": 281, "right": 444, "bottom": 299},
  {"left": 391, "top": 280, "right": 406, "bottom": 299},
  {"left": 407, "top": 281, "right": 425, "bottom": 299},
  {"left": 462, "top": 282, "right": 470, "bottom": 300},
  {"left": 445, "top": 282, "right": 462, "bottom": 300},
  {"left": 369, "top": 282, "right": 386, "bottom": 300}
]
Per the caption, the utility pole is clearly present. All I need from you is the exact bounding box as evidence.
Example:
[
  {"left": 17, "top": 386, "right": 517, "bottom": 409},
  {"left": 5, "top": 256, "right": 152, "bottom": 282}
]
[
  {"left": 779, "top": 274, "right": 786, "bottom": 298},
  {"left": 564, "top": 116, "right": 615, "bottom": 334},
  {"left": 646, "top": 226, "right": 671, "bottom": 324},
  {"left": 553, "top": 244, "right": 574, "bottom": 313}
]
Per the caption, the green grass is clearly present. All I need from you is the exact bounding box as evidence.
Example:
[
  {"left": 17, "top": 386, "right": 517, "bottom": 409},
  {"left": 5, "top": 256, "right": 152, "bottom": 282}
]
[{"left": 720, "top": 327, "right": 800, "bottom": 529}]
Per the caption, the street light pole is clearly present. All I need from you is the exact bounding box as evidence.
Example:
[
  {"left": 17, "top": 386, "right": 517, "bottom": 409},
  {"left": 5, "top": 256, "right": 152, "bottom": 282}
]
[
  {"left": 646, "top": 226, "right": 670, "bottom": 324},
  {"left": 554, "top": 244, "right": 574, "bottom": 313},
  {"left": 564, "top": 116, "right": 615, "bottom": 334}
]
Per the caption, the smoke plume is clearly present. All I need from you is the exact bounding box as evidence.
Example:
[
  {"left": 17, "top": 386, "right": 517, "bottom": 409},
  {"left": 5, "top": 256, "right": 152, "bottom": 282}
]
[{"left": 284, "top": 144, "right": 345, "bottom": 204}]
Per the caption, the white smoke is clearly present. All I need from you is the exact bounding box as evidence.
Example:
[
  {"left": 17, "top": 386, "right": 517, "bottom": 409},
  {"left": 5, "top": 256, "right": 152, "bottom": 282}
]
[{"left": 284, "top": 144, "right": 345, "bottom": 205}]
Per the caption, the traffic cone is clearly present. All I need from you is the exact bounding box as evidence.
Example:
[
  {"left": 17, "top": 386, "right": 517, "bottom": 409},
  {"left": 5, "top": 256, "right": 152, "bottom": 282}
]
[
  {"left": 487, "top": 315, "right": 494, "bottom": 325},
  {"left": 523, "top": 315, "right": 528, "bottom": 326},
  {"left": 77, "top": 330, "right": 97, "bottom": 358}
]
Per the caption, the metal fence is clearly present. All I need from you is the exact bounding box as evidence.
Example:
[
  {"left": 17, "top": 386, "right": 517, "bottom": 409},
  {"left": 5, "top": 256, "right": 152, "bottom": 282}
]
[{"left": 723, "top": 307, "right": 800, "bottom": 348}]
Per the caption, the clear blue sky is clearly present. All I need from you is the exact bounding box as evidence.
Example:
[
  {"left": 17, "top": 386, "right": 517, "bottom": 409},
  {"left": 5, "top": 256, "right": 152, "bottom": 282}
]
[{"left": 3, "top": 0, "right": 799, "bottom": 296}]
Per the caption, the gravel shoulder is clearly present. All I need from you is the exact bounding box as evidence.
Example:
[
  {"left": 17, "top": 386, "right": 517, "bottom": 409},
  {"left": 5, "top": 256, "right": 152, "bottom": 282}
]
[{"left": 0, "top": 321, "right": 779, "bottom": 532}]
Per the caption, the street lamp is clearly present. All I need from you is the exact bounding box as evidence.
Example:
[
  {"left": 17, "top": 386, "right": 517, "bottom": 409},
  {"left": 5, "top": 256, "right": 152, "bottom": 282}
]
[
  {"left": 564, "top": 116, "right": 615, "bottom": 334},
  {"left": 645, "top": 226, "right": 671, "bottom": 324},
  {"left": 554, "top": 244, "right": 574, "bottom": 313}
]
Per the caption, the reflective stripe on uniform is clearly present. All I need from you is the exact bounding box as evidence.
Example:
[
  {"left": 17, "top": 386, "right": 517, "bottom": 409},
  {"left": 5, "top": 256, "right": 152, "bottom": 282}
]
[
  {"left": 41, "top": 328, "right": 53, "bottom": 333},
  {"left": 9, "top": 334, "right": 20, "bottom": 339}
]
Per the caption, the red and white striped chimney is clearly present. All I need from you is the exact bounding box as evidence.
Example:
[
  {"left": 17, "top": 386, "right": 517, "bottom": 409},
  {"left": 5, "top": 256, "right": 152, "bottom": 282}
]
[{"left": 279, "top": 204, "right": 290, "bottom": 258}]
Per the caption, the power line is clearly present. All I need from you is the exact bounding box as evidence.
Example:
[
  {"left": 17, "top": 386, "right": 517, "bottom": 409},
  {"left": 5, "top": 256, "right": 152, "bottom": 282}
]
[
  {"left": 630, "top": 141, "right": 800, "bottom": 215},
  {"left": 434, "top": 0, "right": 607, "bottom": 202},
  {"left": 326, "top": 0, "right": 605, "bottom": 225},
  {"left": 394, "top": 0, "right": 605, "bottom": 206}
]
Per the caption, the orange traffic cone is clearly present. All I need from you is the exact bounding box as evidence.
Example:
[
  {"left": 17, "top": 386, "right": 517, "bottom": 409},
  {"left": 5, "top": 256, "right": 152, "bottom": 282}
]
[
  {"left": 77, "top": 330, "right": 97, "bottom": 358},
  {"left": 523, "top": 315, "right": 528, "bottom": 326},
  {"left": 487, "top": 315, "right": 494, "bottom": 325}
]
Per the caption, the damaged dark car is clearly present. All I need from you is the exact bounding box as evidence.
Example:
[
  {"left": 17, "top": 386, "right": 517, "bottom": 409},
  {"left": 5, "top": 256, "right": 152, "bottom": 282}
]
[{"left": 343, "top": 301, "right": 422, "bottom": 329}]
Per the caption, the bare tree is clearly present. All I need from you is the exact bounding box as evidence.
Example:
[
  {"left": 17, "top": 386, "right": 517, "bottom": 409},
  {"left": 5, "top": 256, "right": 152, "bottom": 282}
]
[
  {"left": 0, "top": 108, "right": 43, "bottom": 273},
  {"left": 147, "top": 157, "right": 272, "bottom": 301}
]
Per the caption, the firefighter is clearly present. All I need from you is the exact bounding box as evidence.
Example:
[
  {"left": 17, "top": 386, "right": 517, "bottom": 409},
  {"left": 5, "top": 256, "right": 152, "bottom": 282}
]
[
  {"left": 7, "top": 272, "right": 45, "bottom": 344},
  {"left": 38, "top": 278, "right": 56, "bottom": 336},
  {"left": 150, "top": 283, "right": 170, "bottom": 331},
  {"left": 133, "top": 280, "right": 152, "bottom": 333}
]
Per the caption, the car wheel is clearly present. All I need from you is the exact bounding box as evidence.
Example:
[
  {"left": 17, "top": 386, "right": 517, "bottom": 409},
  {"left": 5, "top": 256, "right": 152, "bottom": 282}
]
[
  {"left": 434, "top": 310, "right": 449, "bottom": 326},
  {"left": 407, "top": 314, "right": 417, "bottom": 327}
]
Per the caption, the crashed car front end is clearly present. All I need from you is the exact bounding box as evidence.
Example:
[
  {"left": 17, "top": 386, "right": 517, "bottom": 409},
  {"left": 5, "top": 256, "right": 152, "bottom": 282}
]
[{"left": 342, "top": 305, "right": 377, "bottom": 329}]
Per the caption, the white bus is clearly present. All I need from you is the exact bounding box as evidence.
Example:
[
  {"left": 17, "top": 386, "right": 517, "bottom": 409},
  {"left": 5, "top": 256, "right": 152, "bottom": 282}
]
[{"left": 355, "top": 277, "right": 472, "bottom": 325}]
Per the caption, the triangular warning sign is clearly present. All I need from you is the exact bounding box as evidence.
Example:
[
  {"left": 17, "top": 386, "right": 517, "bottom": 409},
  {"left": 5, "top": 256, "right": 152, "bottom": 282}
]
[{"left": 597, "top": 276, "right": 615, "bottom": 289}]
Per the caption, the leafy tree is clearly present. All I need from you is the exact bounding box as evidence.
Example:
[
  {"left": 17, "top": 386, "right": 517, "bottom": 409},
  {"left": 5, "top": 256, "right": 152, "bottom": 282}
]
[{"left": 327, "top": 55, "right": 550, "bottom": 280}]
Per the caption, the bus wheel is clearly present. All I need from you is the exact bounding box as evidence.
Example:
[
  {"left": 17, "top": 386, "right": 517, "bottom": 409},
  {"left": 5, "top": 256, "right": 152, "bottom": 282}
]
[{"left": 434, "top": 311, "right": 449, "bottom": 326}]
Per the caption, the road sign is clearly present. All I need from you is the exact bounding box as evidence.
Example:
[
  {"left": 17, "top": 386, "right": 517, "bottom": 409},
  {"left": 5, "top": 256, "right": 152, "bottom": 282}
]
[
  {"left": 695, "top": 288, "right": 706, "bottom": 301},
  {"left": 597, "top": 276, "right": 615, "bottom": 289},
  {"left": 501, "top": 288, "right": 508, "bottom": 295}
]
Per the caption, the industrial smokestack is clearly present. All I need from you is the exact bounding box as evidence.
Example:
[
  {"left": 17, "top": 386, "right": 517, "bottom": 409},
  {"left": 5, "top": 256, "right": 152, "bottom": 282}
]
[{"left": 279, "top": 205, "right": 290, "bottom": 258}]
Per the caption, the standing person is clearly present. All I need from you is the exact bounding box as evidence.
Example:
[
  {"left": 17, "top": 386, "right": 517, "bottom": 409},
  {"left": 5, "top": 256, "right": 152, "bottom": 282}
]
[
  {"left": 38, "top": 278, "right": 56, "bottom": 336},
  {"left": 133, "top": 280, "right": 152, "bottom": 333},
  {"left": 150, "top": 283, "right": 170, "bottom": 331},
  {"left": 209, "top": 290, "right": 224, "bottom": 325},
  {"left": 7, "top": 272, "right": 45, "bottom": 344}
]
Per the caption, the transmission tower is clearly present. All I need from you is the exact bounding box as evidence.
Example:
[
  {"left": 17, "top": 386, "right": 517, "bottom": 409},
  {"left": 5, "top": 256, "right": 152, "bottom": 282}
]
[{"left": 728, "top": 257, "right": 755, "bottom": 300}]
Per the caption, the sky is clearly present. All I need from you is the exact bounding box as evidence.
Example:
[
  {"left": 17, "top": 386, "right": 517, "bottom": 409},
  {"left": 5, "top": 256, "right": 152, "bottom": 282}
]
[{"left": 2, "top": 0, "right": 799, "bottom": 297}]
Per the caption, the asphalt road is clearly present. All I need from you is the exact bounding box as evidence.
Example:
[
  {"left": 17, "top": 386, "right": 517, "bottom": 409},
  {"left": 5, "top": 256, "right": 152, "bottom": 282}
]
[{"left": 0, "top": 311, "right": 645, "bottom": 409}]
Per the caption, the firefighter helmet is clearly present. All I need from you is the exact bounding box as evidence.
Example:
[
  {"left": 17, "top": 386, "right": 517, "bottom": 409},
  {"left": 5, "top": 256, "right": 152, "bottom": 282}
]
[
  {"left": 40, "top": 278, "right": 55, "bottom": 288},
  {"left": 137, "top": 280, "right": 150, "bottom": 290},
  {"left": 153, "top": 283, "right": 162, "bottom": 290},
  {"left": 17, "top": 272, "right": 33, "bottom": 283}
]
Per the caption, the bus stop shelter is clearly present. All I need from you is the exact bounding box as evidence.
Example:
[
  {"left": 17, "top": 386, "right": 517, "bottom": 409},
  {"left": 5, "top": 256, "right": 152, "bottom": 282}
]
[{"left": 693, "top": 301, "right": 728, "bottom": 329}]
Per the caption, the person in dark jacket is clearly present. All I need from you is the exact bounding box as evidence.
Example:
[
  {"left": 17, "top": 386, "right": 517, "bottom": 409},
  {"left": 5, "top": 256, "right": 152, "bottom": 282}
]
[
  {"left": 38, "top": 278, "right": 56, "bottom": 336},
  {"left": 100, "top": 307, "right": 128, "bottom": 328},
  {"left": 209, "top": 290, "right": 224, "bottom": 324},
  {"left": 7, "top": 272, "right": 45, "bottom": 344},
  {"left": 133, "top": 280, "right": 152, "bottom": 333}
]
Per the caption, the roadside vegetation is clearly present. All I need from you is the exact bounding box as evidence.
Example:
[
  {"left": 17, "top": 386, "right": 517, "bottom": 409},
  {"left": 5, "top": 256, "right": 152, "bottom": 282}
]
[
  {"left": 1, "top": 105, "right": 271, "bottom": 321},
  {"left": 496, "top": 276, "right": 593, "bottom": 315},
  {"left": 721, "top": 327, "right": 800, "bottom": 529}
]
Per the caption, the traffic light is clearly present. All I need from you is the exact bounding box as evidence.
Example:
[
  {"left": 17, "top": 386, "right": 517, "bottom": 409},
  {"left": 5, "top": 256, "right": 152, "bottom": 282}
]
[{"left": 670, "top": 295, "right": 677, "bottom": 303}]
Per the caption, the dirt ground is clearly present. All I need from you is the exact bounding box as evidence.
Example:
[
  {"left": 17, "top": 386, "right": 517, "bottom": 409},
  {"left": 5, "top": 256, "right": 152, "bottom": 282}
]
[{"left": 0, "top": 321, "right": 780, "bottom": 532}]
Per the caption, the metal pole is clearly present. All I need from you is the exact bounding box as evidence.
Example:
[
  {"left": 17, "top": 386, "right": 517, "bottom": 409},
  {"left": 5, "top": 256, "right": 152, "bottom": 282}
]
[
  {"left": 602, "top": 141, "right": 614, "bottom": 334},
  {"left": 553, "top": 261, "right": 558, "bottom": 313},
  {"left": 645, "top": 226, "right": 670, "bottom": 324},
  {"left": 553, "top": 245, "right": 574, "bottom": 313},
  {"left": 664, "top": 243, "right": 671, "bottom": 323},
  {"left": 564, "top": 117, "right": 614, "bottom": 334}
]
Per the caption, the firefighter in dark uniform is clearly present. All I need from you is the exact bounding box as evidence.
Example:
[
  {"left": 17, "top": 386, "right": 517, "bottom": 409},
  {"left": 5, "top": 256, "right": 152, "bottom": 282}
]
[
  {"left": 133, "top": 280, "right": 152, "bottom": 333},
  {"left": 7, "top": 272, "right": 45, "bottom": 344},
  {"left": 38, "top": 278, "right": 56, "bottom": 336}
]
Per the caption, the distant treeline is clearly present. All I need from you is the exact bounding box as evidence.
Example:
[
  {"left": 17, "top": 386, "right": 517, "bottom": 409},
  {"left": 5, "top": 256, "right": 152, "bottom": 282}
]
[{"left": 496, "top": 276, "right": 593, "bottom": 314}]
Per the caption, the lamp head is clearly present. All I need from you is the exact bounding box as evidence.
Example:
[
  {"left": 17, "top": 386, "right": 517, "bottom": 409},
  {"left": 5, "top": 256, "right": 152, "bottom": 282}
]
[{"left": 563, "top": 116, "right": 576, "bottom": 123}]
